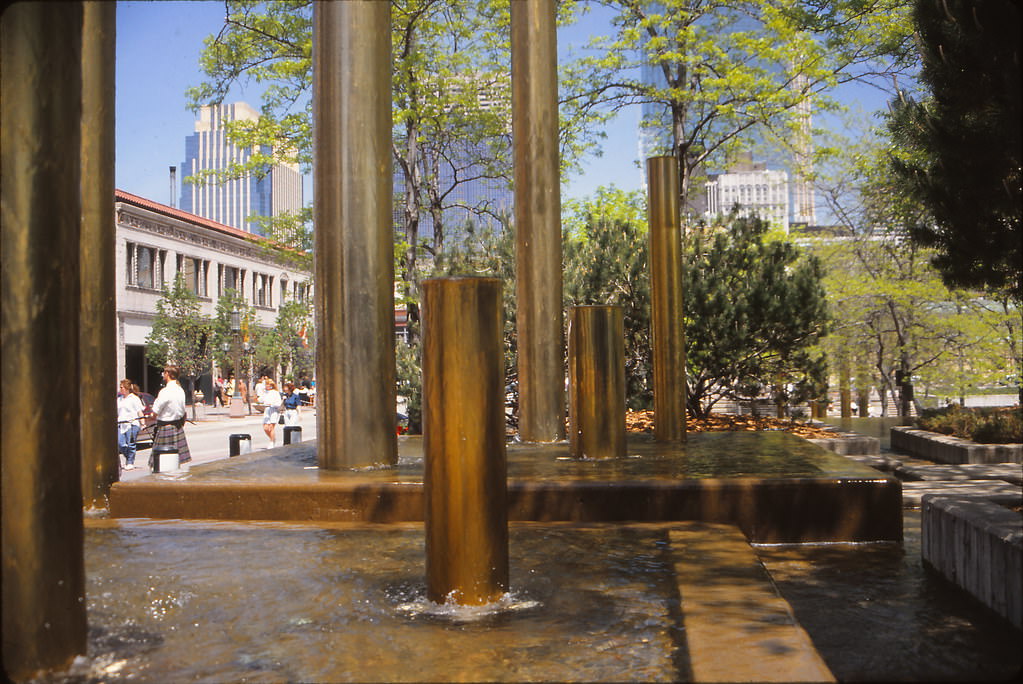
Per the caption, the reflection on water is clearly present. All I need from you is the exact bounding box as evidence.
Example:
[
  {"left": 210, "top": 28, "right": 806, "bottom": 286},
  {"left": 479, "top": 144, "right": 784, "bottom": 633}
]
[
  {"left": 757, "top": 510, "right": 1022, "bottom": 682},
  {"left": 57, "top": 522, "right": 684, "bottom": 683},
  {"left": 198, "top": 431, "right": 883, "bottom": 484}
]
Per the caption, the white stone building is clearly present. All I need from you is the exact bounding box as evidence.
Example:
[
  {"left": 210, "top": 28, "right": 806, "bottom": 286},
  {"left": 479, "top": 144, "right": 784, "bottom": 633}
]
[
  {"left": 116, "top": 189, "right": 311, "bottom": 395},
  {"left": 704, "top": 159, "right": 790, "bottom": 232}
]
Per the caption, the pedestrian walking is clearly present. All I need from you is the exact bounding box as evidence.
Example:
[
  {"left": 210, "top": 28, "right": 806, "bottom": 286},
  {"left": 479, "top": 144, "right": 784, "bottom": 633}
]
[
  {"left": 282, "top": 381, "right": 301, "bottom": 427},
  {"left": 261, "top": 379, "right": 283, "bottom": 447},
  {"left": 150, "top": 365, "right": 192, "bottom": 467},
  {"left": 117, "top": 378, "right": 145, "bottom": 470}
]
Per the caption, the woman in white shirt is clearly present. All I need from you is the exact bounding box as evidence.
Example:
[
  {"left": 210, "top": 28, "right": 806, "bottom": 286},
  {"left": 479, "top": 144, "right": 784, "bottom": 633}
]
[
  {"left": 117, "top": 378, "right": 145, "bottom": 470},
  {"left": 261, "top": 379, "right": 283, "bottom": 447}
]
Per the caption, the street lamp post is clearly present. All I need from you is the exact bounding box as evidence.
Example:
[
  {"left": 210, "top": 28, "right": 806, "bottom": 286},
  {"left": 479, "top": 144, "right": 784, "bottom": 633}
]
[{"left": 229, "top": 308, "right": 245, "bottom": 418}]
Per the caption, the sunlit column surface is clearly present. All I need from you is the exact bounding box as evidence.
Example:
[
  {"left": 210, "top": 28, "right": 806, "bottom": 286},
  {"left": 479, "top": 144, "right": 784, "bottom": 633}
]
[
  {"left": 512, "top": 0, "right": 565, "bottom": 442},
  {"left": 423, "top": 278, "right": 509, "bottom": 605},
  {"left": 568, "top": 306, "right": 626, "bottom": 460},
  {"left": 80, "top": 1, "right": 119, "bottom": 508},
  {"left": 313, "top": 0, "right": 397, "bottom": 469},
  {"left": 646, "top": 156, "right": 687, "bottom": 442},
  {"left": 1, "top": 3, "right": 88, "bottom": 677}
]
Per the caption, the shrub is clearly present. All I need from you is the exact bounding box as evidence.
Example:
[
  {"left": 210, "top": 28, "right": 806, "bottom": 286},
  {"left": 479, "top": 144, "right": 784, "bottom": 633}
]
[{"left": 917, "top": 405, "right": 1023, "bottom": 443}]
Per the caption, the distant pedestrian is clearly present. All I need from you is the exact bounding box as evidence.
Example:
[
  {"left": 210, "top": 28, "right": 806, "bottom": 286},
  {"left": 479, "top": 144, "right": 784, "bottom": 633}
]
[
  {"left": 282, "top": 381, "right": 301, "bottom": 427},
  {"left": 213, "top": 376, "right": 225, "bottom": 407},
  {"left": 151, "top": 365, "right": 191, "bottom": 467},
  {"left": 261, "top": 379, "right": 283, "bottom": 447},
  {"left": 117, "top": 378, "right": 145, "bottom": 471}
]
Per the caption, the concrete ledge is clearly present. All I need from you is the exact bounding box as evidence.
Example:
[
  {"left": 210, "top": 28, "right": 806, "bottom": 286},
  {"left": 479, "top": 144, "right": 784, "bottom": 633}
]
[
  {"left": 110, "top": 476, "right": 903, "bottom": 544},
  {"left": 921, "top": 494, "right": 1023, "bottom": 628},
  {"left": 896, "top": 462, "right": 1023, "bottom": 485},
  {"left": 891, "top": 426, "right": 1022, "bottom": 464},
  {"left": 807, "top": 434, "right": 880, "bottom": 456},
  {"left": 669, "top": 523, "right": 835, "bottom": 682},
  {"left": 901, "top": 480, "right": 1022, "bottom": 509}
]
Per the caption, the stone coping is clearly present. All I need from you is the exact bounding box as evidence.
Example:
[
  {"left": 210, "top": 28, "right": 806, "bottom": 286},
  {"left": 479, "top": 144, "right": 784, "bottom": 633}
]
[
  {"left": 901, "top": 480, "right": 1022, "bottom": 509},
  {"left": 109, "top": 433, "right": 903, "bottom": 544},
  {"left": 921, "top": 493, "right": 1023, "bottom": 628},
  {"left": 896, "top": 462, "right": 1023, "bottom": 485},
  {"left": 669, "top": 522, "right": 835, "bottom": 682},
  {"left": 891, "top": 426, "right": 1022, "bottom": 465}
]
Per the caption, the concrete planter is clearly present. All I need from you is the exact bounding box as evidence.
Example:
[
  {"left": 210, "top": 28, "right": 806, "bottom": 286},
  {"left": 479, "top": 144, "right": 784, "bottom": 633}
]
[
  {"left": 891, "top": 426, "right": 1022, "bottom": 464},
  {"left": 921, "top": 493, "right": 1022, "bottom": 628}
]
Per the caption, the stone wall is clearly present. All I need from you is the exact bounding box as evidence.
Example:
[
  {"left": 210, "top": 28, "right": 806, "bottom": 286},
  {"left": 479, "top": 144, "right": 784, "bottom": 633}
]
[
  {"left": 921, "top": 494, "right": 1022, "bottom": 628},
  {"left": 891, "top": 427, "right": 1022, "bottom": 464}
]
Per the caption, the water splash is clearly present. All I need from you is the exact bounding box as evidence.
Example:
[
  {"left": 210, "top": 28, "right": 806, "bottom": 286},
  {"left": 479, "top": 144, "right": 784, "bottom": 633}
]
[{"left": 394, "top": 588, "right": 541, "bottom": 622}]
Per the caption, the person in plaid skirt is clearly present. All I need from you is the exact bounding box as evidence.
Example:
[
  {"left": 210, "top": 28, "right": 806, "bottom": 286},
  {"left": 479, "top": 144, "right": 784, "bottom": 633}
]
[{"left": 150, "top": 365, "right": 192, "bottom": 467}]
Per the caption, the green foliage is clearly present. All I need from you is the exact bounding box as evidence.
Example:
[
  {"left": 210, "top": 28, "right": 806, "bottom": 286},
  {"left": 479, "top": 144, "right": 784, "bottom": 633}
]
[
  {"left": 918, "top": 405, "right": 1023, "bottom": 444},
  {"left": 684, "top": 215, "right": 829, "bottom": 417},
  {"left": 563, "top": 187, "right": 653, "bottom": 408},
  {"left": 209, "top": 289, "right": 259, "bottom": 375},
  {"left": 564, "top": 0, "right": 915, "bottom": 213},
  {"left": 887, "top": 0, "right": 1021, "bottom": 300},
  {"left": 814, "top": 129, "right": 1021, "bottom": 414},
  {"left": 257, "top": 299, "right": 313, "bottom": 381},
  {"left": 395, "top": 336, "right": 423, "bottom": 433},
  {"left": 145, "top": 275, "right": 214, "bottom": 412}
]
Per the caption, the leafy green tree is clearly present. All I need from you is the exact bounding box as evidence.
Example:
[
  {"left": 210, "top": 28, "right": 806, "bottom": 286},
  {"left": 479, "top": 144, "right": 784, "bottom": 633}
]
[
  {"left": 256, "top": 299, "right": 313, "bottom": 381},
  {"left": 684, "top": 215, "right": 829, "bottom": 417},
  {"left": 210, "top": 288, "right": 258, "bottom": 378},
  {"left": 888, "top": 0, "right": 1021, "bottom": 300},
  {"left": 814, "top": 130, "right": 1020, "bottom": 414},
  {"left": 564, "top": 0, "right": 915, "bottom": 215},
  {"left": 563, "top": 187, "right": 653, "bottom": 408},
  {"left": 145, "top": 274, "right": 213, "bottom": 419}
]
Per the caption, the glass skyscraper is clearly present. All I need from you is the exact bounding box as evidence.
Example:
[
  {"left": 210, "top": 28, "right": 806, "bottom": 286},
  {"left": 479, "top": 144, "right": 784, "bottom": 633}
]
[{"left": 179, "top": 102, "right": 303, "bottom": 234}]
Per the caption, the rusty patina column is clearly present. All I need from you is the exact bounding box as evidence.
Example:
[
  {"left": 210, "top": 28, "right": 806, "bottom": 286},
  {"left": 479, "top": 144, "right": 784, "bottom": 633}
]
[
  {"left": 512, "top": 0, "right": 565, "bottom": 442},
  {"left": 2, "top": 3, "right": 88, "bottom": 678},
  {"left": 647, "top": 156, "right": 687, "bottom": 442},
  {"left": 423, "top": 278, "right": 509, "bottom": 605},
  {"left": 568, "top": 306, "right": 626, "bottom": 460},
  {"left": 81, "top": 1, "right": 119, "bottom": 509},
  {"left": 313, "top": 0, "right": 397, "bottom": 469}
]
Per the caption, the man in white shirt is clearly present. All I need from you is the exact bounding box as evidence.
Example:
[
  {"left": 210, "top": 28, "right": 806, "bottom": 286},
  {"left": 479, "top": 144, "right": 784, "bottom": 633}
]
[{"left": 150, "top": 365, "right": 191, "bottom": 467}]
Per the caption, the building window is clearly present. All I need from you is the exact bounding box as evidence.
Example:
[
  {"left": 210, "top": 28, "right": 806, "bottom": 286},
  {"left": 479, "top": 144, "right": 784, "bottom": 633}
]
[
  {"left": 177, "top": 255, "right": 209, "bottom": 297},
  {"left": 126, "top": 242, "right": 165, "bottom": 290},
  {"left": 295, "top": 281, "right": 309, "bottom": 303},
  {"left": 220, "top": 265, "right": 243, "bottom": 296},
  {"left": 254, "top": 273, "right": 273, "bottom": 308}
]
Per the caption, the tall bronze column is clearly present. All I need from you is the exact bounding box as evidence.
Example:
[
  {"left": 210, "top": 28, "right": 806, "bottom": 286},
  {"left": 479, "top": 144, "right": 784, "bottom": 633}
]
[
  {"left": 568, "top": 306, "right": 626, "bottom": 460},
  {"left": 512, "top": 0, "right": 565, "bottom": 442},
  {"left": 423, "top": 278, "right": 509, "bottom": 605},
  {"left": 646, "top": 156, "right": 687, "bottom": 442},
  {"left": 80, "top": 1, "right": 118, "bottom": 509},
  {"left": 2, "top": 3, "right": 88, "bottom": 678},
  {"left": 313, "top": 0, "right": 397, "bottom": 469}
]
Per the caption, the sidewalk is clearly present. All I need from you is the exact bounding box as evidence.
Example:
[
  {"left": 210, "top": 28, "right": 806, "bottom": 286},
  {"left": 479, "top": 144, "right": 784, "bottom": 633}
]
[{"left": 119, "top": 403, "right": 318, "bottom": 482}]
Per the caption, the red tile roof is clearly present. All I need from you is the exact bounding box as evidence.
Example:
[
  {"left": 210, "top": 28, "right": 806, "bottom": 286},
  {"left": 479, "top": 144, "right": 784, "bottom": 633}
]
[{"left": 115, "top": 188, "right": 266, "bottom": 244}]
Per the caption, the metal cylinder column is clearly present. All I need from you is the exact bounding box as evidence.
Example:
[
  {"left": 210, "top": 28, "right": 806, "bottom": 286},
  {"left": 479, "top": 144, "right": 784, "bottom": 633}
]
[
  {"left": 568, "top": 306, "right": 626, "bottom": 460},
  {"left": 2, "top": 3, "right": 88, "bottom": 677},
  {"left": 80, "top": 1, "right": 118, "bottom": 509},
  {"left": 511, "top": 0, "right": 565, "bottom": 442},
  {"left": 313, "top": 1, "right": 397, "bottom": 469},
  {"left": 423, "top": 277, "right": 509, "bottom": 605},
  {"left": 646, "top": 156, "right": 687, "bottom": 442}
]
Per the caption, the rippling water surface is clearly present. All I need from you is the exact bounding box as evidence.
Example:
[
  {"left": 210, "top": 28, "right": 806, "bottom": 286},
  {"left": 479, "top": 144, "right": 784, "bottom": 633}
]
[{"left": 66, "top": 522, "right": 684, "bottom": 682}]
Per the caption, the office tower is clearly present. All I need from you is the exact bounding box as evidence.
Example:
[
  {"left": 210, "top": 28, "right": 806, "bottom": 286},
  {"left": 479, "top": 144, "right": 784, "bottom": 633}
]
[
  {"left": 179, "top": 102, "right": 303, "bottom": 234},
  {"left": 790, "top": 73, "right": 816, "bottom": 226}
]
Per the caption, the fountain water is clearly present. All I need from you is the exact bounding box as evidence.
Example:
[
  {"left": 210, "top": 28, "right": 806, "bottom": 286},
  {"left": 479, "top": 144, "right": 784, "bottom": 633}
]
[{"left": 3, "top": 1, "right": 918, "bottom": 682}]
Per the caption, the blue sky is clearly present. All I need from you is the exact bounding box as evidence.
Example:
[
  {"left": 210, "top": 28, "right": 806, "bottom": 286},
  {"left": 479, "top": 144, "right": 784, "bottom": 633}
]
[{"left": 116, "top": 1, "right": 889, "bottom": 211}]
